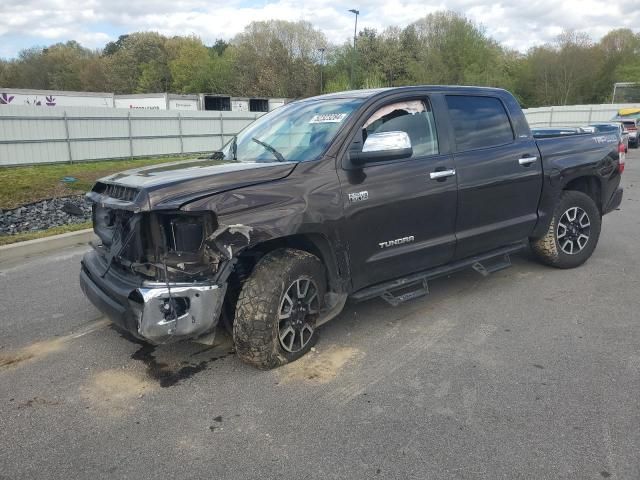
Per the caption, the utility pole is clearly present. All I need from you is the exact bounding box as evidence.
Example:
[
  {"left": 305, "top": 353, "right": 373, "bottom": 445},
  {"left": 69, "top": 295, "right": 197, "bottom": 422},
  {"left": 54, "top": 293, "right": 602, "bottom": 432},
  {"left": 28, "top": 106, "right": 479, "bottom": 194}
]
[
  {"left": 348, "top": 9, "right": 359, "bottom": 90},
  {"left": 318, "top": 47, "right": 326, "bottom": 94}
]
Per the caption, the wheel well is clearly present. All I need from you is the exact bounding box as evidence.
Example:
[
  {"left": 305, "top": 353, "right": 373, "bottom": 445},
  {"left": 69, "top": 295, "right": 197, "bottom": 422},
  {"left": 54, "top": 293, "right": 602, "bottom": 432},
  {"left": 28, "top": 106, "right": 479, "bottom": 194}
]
[
  {"left": 232, "top": 233, "right": 342, "bottom": 290},
  {"left": 563, "top": 176, "right": 602, "bottom": 213},
  {"left": 220, "top": 234, "right": 343, "bottom": 327}
]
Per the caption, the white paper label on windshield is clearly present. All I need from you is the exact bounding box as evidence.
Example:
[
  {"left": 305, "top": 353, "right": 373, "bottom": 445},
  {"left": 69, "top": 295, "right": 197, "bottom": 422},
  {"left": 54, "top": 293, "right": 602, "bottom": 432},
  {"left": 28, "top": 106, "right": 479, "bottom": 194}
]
[{"left": 309, "top": 113, "right": 348, "bottom": 124}]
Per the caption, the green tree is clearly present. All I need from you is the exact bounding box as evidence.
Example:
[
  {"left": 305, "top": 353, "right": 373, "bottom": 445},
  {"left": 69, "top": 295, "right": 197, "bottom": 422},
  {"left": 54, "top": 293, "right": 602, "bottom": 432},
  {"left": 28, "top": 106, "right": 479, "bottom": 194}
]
[
  {"left": 78, "top": 56, "right": 112, "bottom": 92},
  {"left": 404, "top": 12, "right": 508, "bottom": 86},
  {"left": 210, "top": 39, "right": 230, "bottom": 57},
  {"left": 165, "top": 35, "right": 212, "bottom": 93},
  {"left": 232, "top": 20, "right": 327, "bottom": 97},
  {"left": 42, "top": 41, "right": 94, "bottom": 90},
  {"left": 103, "top": 35, "right": 130, "bottom": 56},
  {"left": 103, "top": 32, "right": 169, "bottom": 93},
  {"left": 517, "top": 30, "right": 604, "bottom": 106}
]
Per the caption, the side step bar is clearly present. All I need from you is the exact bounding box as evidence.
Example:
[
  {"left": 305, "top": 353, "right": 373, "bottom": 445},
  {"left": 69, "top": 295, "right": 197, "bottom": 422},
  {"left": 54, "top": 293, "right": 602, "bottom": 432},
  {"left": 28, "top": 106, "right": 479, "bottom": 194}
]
[
  {"left": 472, "top": 253, "right": 512, "bottom": 277},
  {"left": 351, "top": 242, "right": 525, "bottom": 305}
]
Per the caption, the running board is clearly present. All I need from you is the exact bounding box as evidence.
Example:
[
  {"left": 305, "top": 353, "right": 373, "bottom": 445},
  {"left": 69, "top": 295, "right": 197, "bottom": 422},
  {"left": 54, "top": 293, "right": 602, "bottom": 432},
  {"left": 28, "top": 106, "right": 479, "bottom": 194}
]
[
  {"left": 351, "top": 242, "right": 525, "bottom": 305},
  {"left": 381, "top": 278, "right": 429, "bottom": 306},
  {"left": 472, "top": 253, "right": 512, "bottom": 277}
]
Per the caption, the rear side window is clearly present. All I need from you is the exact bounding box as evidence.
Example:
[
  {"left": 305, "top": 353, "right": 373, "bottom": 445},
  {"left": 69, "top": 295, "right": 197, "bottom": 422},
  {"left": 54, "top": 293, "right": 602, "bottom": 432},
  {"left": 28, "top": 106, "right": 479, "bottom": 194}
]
[{"left": 445, "top": 95, "right": 514, "bottom": 151}]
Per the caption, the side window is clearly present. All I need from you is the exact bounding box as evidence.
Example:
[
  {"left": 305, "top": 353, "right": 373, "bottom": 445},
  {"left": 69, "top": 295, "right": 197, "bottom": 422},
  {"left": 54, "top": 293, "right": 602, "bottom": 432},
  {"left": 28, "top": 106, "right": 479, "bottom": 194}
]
[
  {"left": 363, "top": 100, "right": 439, "bottom": 158},
  {"left": 445, "top": 95, "right": 514, "bottom": 151}
]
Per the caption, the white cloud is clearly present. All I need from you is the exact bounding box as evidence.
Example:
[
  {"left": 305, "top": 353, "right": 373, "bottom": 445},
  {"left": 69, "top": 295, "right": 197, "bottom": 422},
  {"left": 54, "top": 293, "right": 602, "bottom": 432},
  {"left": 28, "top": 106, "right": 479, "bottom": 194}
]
[{"left": 0, "top": 0, "right": 638, "bottom": 57}]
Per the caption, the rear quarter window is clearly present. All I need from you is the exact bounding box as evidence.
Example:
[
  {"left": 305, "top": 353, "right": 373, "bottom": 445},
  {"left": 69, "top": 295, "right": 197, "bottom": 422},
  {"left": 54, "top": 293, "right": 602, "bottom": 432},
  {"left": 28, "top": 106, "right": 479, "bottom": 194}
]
[{"left": 445, "top": 95, "right": 514, "bottom": 151}]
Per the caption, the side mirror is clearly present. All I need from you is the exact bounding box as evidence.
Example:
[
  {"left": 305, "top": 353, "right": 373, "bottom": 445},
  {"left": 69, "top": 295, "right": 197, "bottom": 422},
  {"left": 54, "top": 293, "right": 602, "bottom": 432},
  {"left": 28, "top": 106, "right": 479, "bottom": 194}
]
[{"left": 350, "top": 131, "right": 413, "bottom": 166}]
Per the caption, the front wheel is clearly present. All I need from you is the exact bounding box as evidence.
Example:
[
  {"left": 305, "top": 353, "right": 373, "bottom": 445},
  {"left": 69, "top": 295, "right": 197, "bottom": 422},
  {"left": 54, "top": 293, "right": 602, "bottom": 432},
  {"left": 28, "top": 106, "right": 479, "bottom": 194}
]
[
  {"left": 233, "top": 249, "right": 326, "bottom": 369},
  {"left": 530, "top": 190, "right": 601, "bottom": 269}
]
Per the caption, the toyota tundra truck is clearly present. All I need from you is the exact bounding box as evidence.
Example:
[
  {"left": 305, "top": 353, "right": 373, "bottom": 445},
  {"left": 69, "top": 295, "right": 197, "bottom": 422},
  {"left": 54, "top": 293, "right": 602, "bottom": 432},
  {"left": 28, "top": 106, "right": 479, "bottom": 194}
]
[{"left": 80, "top": 86, "right": 624, "bottom": 369}]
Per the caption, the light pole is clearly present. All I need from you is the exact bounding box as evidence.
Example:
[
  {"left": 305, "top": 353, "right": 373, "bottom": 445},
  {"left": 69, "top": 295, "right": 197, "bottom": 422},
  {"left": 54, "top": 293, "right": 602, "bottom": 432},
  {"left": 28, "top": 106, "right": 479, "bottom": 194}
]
[
  {"left": 348, "top": 9, "right": 359, "bottom": 89},
  {"left": 318, "top": 47, "right": 326, "bottom": 94}
]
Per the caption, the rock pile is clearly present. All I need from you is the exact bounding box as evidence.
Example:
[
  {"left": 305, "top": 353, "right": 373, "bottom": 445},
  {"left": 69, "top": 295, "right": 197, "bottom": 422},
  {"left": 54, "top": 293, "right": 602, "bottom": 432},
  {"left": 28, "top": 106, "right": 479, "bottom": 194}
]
[{"left": 0, "top": 195, "right": 92, "bottom": 235}]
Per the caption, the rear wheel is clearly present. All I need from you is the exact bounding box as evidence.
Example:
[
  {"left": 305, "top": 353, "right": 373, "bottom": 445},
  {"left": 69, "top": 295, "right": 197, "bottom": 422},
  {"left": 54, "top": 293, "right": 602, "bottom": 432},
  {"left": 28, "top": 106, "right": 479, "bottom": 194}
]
[
  {"left": 530, "top": 190, "right": 601, "bottom": 269},
  {"left": 233, "top": 248, "right": 325, "bottom": 369}
]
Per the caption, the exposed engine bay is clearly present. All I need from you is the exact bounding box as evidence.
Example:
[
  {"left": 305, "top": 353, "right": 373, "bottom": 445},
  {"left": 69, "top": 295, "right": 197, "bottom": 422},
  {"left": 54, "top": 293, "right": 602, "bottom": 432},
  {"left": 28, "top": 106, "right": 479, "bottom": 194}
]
[{"left": 81, "top": 183, "right": 252, "bottom": 345}]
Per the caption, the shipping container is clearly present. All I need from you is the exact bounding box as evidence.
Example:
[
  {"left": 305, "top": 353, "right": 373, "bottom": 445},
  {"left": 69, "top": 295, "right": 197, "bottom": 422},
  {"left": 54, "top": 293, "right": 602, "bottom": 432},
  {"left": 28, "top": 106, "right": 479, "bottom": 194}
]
[{"left": 0, "top": 88, "right": 114, "bottom": 108}]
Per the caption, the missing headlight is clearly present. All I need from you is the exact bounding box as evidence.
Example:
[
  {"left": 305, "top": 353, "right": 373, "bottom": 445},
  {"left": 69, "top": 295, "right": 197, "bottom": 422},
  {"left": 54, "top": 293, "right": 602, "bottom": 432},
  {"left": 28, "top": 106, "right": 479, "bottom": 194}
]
[{"left": 170, "top": 217, "right": 204, "bottom": 252}]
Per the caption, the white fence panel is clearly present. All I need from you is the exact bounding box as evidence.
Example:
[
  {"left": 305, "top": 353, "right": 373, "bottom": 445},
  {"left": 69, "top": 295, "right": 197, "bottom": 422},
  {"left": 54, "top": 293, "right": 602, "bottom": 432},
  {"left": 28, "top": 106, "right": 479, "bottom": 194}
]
[
  {"left": 0, "top": 105, "right": 265, "bottom": 166},
  {"left": 72, "top": 139, "right": 131, "bottom": 161},
  {"left": 523, "top": 103, "right": 640, "bottom": 127}
]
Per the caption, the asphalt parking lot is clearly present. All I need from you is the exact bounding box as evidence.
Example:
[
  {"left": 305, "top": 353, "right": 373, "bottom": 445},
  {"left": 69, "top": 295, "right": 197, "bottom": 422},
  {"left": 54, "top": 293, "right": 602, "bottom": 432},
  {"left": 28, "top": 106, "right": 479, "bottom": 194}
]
[{"left": 1, "top": 151, "right": 639, "bottom": 480}]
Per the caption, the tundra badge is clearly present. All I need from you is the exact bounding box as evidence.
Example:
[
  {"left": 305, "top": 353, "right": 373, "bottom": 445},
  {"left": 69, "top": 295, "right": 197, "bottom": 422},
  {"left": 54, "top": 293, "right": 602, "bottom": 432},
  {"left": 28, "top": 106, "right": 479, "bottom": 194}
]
[{"left": 379, "top": 236, "right": 415, "bottom": 249}]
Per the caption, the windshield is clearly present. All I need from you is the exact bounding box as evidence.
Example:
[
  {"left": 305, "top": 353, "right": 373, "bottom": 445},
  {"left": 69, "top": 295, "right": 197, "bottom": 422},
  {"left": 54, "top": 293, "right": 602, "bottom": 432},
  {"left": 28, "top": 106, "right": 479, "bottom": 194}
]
[{"left": 221, "top": 98, "right": 363, "bottom": 163}]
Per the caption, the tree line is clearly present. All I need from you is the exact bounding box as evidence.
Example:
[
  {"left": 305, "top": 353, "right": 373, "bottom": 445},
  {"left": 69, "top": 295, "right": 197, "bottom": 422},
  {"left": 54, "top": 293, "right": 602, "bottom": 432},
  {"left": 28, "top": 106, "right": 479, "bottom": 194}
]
[{"left": 1, "top": 12, "right": 639, "bottom": 107}]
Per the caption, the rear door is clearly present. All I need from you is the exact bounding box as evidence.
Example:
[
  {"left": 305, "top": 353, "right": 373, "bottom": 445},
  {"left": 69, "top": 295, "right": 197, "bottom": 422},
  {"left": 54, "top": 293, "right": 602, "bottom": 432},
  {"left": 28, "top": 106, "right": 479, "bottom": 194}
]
[
  {"left": 337, "top": 95, "right": 458, "bottom": 291},
  {"left": 445, "top": 94, "right": 542, "bottom": 259}
]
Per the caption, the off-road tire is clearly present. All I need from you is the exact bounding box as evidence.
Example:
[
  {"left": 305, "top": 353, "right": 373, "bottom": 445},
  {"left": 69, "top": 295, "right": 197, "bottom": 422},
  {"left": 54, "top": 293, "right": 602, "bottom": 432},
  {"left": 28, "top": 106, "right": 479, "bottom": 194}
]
[
  {"left": 233, "top": 248, "right": 326, "bottom": 369},
  {"left": 531, "top": 190, "right": 601, "bottom": 269}
]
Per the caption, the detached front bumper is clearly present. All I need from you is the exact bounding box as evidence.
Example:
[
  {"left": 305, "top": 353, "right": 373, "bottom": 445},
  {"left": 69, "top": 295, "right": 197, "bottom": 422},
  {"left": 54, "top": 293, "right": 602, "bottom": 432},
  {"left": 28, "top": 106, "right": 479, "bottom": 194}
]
[{"left": 80, "top": 250, "right": 227, "bottom": 344}]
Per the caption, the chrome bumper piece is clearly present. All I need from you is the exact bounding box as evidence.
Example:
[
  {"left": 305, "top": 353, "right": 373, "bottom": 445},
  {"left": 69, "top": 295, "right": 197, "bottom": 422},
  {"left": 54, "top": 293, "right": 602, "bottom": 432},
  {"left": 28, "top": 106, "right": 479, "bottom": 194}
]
[{"left": 132, "top": 283, "right": 228, "bottom": 344}]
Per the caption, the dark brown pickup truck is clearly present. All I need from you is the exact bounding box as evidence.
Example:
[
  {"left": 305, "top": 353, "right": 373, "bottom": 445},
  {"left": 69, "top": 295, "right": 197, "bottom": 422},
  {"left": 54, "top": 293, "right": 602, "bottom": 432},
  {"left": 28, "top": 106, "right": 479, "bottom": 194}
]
[{"left": 80, "top": 86, "right": 623, "bottom": 369}]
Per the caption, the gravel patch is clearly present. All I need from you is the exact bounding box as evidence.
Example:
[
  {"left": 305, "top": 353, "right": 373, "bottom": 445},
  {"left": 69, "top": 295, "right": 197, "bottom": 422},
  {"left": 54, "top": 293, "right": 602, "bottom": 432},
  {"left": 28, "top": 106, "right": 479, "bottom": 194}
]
[{"left": 0, "top": 195, "right": 91, "bottom": 235}]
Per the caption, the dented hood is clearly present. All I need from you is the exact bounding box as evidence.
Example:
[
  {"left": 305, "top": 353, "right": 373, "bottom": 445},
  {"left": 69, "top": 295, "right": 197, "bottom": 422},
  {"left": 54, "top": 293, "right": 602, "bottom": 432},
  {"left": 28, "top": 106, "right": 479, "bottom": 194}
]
[{"left": 92, "top": 159, "right": 297, "bottom": 210}]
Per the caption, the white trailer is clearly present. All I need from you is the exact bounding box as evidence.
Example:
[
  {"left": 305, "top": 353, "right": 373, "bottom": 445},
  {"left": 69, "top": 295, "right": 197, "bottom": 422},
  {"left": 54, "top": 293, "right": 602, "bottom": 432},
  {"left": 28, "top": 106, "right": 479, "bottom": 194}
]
[
  {"left": 0, "top": 88, "right": 114, "bottom": 108},
  {"left": 168, "top": 95, "right": 199, "bottom": 111},
  {"left": 269, "top": 98, "right": 287, "bottom": 111},
  {"left": 0, "top": 88, "right": 287, "bottom": 112},
  {"left": 114, "top": 93, "right": 199, "bottom": 111}
]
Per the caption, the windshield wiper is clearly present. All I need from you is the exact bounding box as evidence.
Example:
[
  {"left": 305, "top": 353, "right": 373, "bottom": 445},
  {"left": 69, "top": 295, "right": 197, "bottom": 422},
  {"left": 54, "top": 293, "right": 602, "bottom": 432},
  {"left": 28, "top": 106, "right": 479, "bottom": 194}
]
[{"left": 251, "top": 137, "right": 286, "bottom": 163}]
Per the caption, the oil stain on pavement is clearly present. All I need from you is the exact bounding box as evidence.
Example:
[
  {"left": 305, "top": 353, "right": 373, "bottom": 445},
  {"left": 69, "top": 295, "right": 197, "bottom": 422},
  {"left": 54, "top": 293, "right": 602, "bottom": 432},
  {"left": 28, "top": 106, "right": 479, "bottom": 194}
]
[{"left": 113, "top": 326, "right": 235, "bottom": 388}]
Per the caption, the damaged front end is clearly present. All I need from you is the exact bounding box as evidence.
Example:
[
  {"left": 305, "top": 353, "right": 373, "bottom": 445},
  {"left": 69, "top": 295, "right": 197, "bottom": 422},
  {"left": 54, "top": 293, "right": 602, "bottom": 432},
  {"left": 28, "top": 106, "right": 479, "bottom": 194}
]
[{"left": 80, "top": 184, "right": 251, "bottom": 344}]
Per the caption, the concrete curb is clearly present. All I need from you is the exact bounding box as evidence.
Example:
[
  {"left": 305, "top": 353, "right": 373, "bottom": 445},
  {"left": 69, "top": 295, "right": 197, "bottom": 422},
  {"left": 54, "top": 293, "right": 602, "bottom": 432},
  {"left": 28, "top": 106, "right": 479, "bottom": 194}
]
[{"left": 0, "top": 228, "right": 96, "bottom": 263}]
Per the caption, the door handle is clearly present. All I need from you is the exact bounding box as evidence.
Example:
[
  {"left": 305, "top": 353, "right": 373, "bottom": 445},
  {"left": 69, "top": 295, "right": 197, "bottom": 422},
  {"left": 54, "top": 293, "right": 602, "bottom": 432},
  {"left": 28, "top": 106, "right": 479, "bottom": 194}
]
[
  {"left": 518, "top": 156, "right": 537, "bottom": 166},
  {"left": 430, "top": 169, "right": 456, "bottom": 180}
]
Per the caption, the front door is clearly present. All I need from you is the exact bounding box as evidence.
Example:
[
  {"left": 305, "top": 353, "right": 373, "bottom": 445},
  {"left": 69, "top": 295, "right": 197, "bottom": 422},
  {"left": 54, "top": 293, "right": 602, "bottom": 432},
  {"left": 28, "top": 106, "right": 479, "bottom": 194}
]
[{"left": 337, "top": 96, "right": 458, "bottom": 291}]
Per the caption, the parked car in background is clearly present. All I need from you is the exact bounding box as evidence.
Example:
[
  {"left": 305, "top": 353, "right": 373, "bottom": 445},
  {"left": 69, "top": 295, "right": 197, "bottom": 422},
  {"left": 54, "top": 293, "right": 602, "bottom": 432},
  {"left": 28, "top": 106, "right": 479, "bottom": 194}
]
[
  {"left": 587, "top": 123, "right": 629, "bottom": 153},
  {"left": 620, "top": 120, "right": 639, "bottom": 148},
  {"left": 612, "top": 108, "right": 640, "bottom": 149}
]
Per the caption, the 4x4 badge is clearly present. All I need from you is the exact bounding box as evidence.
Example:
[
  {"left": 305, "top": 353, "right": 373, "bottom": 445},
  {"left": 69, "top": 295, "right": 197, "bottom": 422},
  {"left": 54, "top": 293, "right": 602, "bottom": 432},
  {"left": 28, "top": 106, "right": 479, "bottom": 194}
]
[{"left": 348, "top": 191, "right": 369, "bottom": 202}]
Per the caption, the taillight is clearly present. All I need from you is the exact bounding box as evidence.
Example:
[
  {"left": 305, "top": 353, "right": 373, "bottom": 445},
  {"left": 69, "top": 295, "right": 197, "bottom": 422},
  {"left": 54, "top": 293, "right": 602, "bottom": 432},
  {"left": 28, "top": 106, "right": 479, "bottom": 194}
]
[{"left": 618, "top": 142, "right": 625, "bottom": 174}]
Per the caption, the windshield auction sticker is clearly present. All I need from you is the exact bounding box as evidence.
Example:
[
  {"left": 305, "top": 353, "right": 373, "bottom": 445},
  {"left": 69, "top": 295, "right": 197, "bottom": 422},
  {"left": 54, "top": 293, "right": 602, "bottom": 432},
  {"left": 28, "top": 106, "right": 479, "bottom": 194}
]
[{"left": 309, "top": 113, "right": 348, "bottom": 123}]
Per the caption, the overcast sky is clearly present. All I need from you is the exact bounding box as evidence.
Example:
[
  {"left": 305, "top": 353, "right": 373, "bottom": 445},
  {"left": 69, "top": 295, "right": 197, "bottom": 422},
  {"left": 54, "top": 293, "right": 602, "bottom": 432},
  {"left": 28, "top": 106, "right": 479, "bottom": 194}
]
[{"left": 0, "top": 0, "right": 637, "bottom": 58}]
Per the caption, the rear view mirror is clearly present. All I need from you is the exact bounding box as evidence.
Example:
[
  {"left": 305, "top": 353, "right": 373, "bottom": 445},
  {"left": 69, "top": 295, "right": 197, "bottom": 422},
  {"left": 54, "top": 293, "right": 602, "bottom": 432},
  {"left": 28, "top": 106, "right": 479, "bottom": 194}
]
[{"left": 350, "top": 131, "right": 413, "bottom": 166}]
